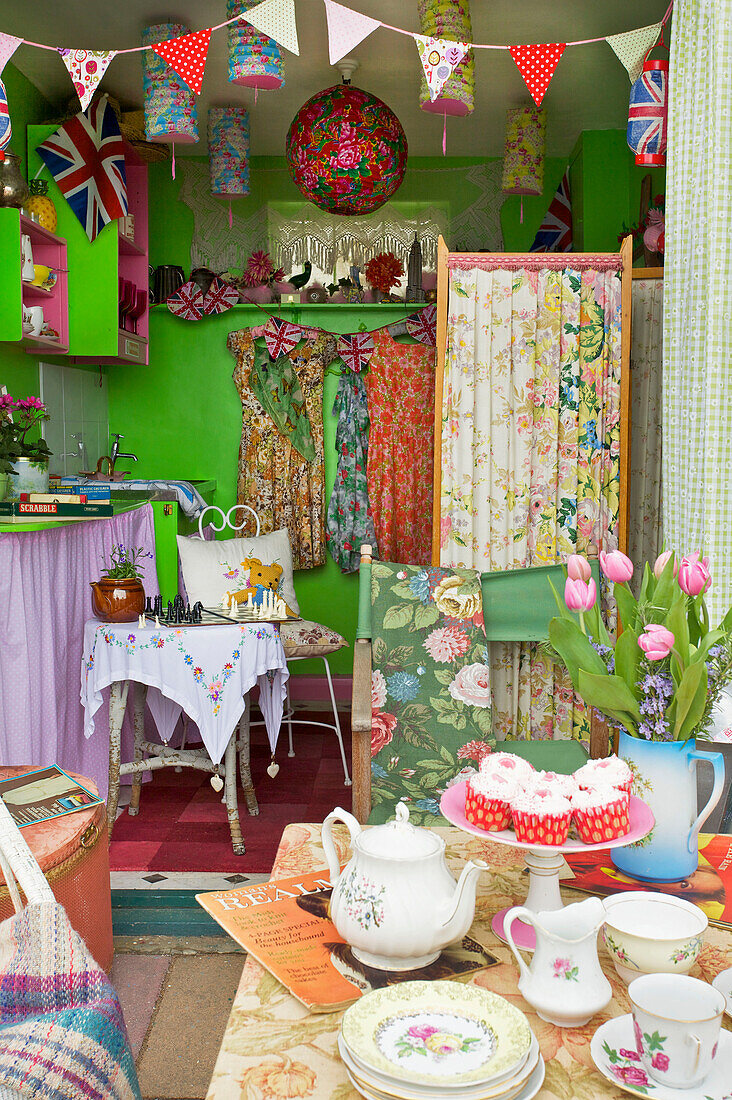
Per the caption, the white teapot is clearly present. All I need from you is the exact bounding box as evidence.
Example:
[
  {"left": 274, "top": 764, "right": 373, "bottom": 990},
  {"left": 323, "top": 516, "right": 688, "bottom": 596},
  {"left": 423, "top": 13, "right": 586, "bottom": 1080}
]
[{"left": 322, "top": 802, "right": 488, "bottom": 971}]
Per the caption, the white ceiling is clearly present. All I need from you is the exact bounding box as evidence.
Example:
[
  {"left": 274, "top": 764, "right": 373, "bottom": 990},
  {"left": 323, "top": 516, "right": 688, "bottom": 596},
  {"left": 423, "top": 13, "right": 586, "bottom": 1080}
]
[{"left": 5, "top": 0, "right": 670, "bottom": 157}]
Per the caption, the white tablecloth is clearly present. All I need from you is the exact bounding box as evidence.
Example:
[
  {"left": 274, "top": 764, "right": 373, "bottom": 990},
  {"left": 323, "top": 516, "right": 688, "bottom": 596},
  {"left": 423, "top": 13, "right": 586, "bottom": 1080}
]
[{"left": 81, "top": 619, "right": 289, "bottom": 764}]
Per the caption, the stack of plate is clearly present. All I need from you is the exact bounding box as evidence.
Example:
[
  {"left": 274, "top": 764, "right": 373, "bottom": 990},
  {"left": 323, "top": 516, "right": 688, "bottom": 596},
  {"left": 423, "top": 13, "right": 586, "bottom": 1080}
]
[{"left": 338, "top": 981, "right": 545, "bottom": 1100}]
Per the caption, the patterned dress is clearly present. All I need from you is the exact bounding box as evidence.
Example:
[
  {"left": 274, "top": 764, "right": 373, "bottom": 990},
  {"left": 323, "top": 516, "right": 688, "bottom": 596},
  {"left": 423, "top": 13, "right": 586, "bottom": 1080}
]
[
  {"left": 326, "top": 371, "right": 378, "bottom": 573},
  {"left": 229, "top": 329, "right": 336, "bottom": 570},
  {"left": 365, "top": 329, "right": 436, "bottom": 565}
]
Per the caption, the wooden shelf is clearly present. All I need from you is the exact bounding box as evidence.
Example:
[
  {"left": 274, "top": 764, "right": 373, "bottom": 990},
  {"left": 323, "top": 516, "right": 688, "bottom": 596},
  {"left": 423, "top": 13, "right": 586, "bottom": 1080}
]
[
  {"left": 21, "top": 333, "right": 68, "bottom": 353},
  {"left": 118, "top": 233, "right": 147, "bottom": 257},
  {"left": 22, "top": 281, "right": 56, "bottom": 298}
]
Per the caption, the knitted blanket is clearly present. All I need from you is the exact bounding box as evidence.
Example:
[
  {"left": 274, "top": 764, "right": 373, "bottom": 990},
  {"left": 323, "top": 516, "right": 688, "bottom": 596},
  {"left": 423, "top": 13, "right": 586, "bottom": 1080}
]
[{"left": 0, "top": 902, "right": 140, "bottom": 1100}]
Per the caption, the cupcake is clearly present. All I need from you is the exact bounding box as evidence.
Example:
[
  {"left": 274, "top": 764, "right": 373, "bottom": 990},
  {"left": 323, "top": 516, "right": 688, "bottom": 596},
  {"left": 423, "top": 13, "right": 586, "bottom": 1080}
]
[
  {"left": 510, "top": 787, "right": 573, "bottom": 846},
  {"left": 525, "top": 769, "right": 577, "bottom": 799},
  {"left": 572, "top": 786, "right": 630, "bottom": 843},
  {"left": 465, "top": 770, "right": 516, "bottom": 831},
  {"left": 479, "top": 751, "right": 535, "bottom": 784},
  {"left": 574, "top": 754, "right": 632, "bottom": 794}
]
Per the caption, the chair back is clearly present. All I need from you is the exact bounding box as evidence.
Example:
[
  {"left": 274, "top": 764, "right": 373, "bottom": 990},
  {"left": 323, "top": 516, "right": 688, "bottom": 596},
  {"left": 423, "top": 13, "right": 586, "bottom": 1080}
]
[{"left": 197, "top": 504, "right": 260, "bottom": 540}]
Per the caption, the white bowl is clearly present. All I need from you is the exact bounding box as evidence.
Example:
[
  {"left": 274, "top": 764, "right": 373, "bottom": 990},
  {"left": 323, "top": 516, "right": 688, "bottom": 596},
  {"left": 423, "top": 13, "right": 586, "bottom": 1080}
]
[{"left": 602, "top": 891, "right": 708, "bottom": 984}]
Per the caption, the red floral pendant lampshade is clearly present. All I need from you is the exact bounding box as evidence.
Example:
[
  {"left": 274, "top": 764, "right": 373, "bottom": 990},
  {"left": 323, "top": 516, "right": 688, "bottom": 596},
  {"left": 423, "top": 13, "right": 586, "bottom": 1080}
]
[{"left": 285, "top": 84, "right": 408, "bottom": 216}]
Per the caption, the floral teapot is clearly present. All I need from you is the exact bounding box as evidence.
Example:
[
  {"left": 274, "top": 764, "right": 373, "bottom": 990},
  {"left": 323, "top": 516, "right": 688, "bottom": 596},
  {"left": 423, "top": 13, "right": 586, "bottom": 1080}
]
[{"left": 322, "top": 802, "right": 488, "bottom": 971}]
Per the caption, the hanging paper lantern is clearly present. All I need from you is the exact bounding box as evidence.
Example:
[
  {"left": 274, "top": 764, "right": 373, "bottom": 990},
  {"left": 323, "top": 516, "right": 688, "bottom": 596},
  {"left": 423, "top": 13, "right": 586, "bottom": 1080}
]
[
  {"left": 286, "top": 84, "right": 407, "bottom": 216},
  {"left": 227, "top": 0, "right": 285, "bottom": 90},
  {"left": 502, "top": 106, "right": 546, "bottom": 196},
  {"left": 418, "top": 0, "right": 475, "bottom": 117},
  {"left": 0, "top": 77, "right": 11, "bottom": 158},
  {"left": 627, "top": 59, "right": 668, "bottom": 166},
  {"left": 209, "top": 107, "right": 250, "bottom": 197},
  {"left": 142, "top": 23, "right": 199, "bottom": 144}
]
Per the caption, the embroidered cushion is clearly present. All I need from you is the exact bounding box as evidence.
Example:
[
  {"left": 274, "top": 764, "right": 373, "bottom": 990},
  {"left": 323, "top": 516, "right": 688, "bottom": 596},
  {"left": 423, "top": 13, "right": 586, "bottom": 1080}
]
[
  {"left": 369, "top": 561, "right": 494, "bottom": 825},
  {"left": 177, "top": 528, "right": 300, "bottom": 613},
  {"left": 280, "top": 620, "right": 348, "bottom": 658}
]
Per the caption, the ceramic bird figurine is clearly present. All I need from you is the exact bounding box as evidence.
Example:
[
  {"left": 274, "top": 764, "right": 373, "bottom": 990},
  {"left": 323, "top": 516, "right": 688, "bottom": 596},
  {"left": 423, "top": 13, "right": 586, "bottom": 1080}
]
[{"left": 288, "top": 262, "right": 312, "bottom": 289}]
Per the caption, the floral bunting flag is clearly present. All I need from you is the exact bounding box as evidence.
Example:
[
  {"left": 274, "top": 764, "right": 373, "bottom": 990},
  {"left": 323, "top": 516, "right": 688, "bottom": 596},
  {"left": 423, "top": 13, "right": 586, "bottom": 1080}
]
[
  {"left": 606, "top": 22, "right": 662, "bottom": 83},
  {"left": 337, "top": 332, "right": 375, "bottom": 373},
  {"left": 324, "top": 0, "right": 380, "bottom": 65},
  {"left": 151, "top": 28, "right": 212, "bottom": 94},
  {"left": 264, "top": 316, "right": 302, "bottom": 358},
  {"left": 414, "top": 36, "right": 469, "bottom": 102},
  {"left": 509, "top": 42, "right": 566, "bottom": 106},
  {"left": 59, "top": 49, "right": 117, "bottom": 111},
  {"left": 244, "top": 0, "right": 299, "bottom": 57},
  {"left": 0, "top": 34, "right": 22, "bottom": 76}
]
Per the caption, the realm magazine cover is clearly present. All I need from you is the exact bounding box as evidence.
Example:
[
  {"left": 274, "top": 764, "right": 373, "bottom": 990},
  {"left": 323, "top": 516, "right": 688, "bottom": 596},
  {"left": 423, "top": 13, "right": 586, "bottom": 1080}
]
[{"left": 197, "top": 867, "right": 498, "bottom": 1012}]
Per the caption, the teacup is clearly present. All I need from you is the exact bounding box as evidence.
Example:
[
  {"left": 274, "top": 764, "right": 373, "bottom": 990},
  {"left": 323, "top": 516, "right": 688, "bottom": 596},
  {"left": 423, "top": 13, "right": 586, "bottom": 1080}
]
[
  {"left": 629, "top": 973, "right": 725, "bottom": 1088},
  {"left": 26, "top": 306, "right": 44, "bottom": 336}
]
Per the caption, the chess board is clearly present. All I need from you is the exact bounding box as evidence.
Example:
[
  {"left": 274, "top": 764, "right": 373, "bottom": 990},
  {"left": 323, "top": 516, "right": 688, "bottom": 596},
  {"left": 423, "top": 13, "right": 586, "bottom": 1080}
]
[
  {"left": 201, "top": 605, "right": 300, "bottom": 626},
  {"left": 143, "top": 595, "right": 299, "bottom": 628}
]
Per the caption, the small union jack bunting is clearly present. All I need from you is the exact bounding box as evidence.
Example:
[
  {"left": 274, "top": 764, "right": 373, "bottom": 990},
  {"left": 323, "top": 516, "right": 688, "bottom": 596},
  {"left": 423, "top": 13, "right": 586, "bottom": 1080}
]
[
  {"left": 203, "top": 277, "right": 238, "bottom": 315},
  {"left": 405, "top": 304, "right": 437, "bottom": 346},
  {"left": 264, "top": 316, "right": 302, "bottom": 359},
  {"left": 337, "top": 332, "right": 375, "bottom": 373},
  {"left": 167, "top": 279, "right": 204, "bottom": 321}
]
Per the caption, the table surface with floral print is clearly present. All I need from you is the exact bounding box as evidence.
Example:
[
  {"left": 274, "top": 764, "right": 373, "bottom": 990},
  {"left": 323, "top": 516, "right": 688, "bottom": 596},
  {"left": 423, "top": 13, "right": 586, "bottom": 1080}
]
[{"left": 207, "top": 825, "right": 732, "bottom": 1100}]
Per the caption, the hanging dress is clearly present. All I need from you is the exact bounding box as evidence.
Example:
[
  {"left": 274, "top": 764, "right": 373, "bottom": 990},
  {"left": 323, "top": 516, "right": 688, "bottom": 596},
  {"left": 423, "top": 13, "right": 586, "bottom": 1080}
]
[
  {"left": 365, "top": 329, "right": 436, "bottom": 566},
  {"left": 228, "top": 329, "right": 336, "bottom": 570},
  {"left": 326, "top": 371, "right": 378, "bottom": 573}
]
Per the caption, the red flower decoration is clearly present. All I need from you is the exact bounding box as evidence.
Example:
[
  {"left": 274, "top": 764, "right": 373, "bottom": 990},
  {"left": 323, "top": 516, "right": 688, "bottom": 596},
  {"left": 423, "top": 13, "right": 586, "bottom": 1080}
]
[{"left": 365, "top": 252, "right": 404, "bottom": 295}]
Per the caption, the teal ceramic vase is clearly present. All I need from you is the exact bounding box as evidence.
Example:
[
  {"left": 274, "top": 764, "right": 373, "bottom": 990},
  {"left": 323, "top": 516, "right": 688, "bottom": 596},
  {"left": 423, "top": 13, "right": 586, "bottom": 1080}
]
[{"left": 611, "top": 731, "right": 725, "bottom": 882}]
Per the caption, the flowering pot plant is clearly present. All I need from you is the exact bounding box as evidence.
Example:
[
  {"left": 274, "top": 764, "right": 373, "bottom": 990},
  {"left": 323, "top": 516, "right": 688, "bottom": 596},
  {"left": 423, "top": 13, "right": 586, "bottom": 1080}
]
[
  {"left": 364, "top": 252, "right": 404, "bottom": 300},
  {"left": 548, "top": 550, "right": 732, "bottom": 742},
  {"left": 0, "top": 393, "right": 51, "bottom": 470},
  {"left": 100, "top": 544, "right": 153, "bottom": 580}
]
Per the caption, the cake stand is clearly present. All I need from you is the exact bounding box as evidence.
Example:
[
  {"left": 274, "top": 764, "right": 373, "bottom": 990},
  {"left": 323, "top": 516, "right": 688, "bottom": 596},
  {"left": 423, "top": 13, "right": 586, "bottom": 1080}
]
[{"left": 440, "top": 782, "right": 654, "bottom": 951}]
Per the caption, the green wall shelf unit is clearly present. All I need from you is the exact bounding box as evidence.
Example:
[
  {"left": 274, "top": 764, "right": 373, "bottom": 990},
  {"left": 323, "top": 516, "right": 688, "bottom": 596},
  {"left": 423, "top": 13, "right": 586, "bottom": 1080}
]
[{"left": 0, "top": 209, "right": 69, "bottom": 354}]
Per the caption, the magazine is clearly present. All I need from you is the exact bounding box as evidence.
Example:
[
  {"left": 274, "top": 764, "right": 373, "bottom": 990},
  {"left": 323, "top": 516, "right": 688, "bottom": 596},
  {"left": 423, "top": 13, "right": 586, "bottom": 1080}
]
[
  {"left": 0, "top": 766, "right": 102, "bottom": 828},
  {"left": 197, "top": 867, "right": 498, "bottom": 1012},
  {"left": 562, "top": 832, "right": 732, "bottom": 930}
]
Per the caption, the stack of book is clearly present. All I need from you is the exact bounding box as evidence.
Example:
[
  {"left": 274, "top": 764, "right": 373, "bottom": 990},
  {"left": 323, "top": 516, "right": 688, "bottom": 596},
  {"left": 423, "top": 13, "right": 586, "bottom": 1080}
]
[{"left": 0, "top": 490, "right": 113, "bottom": 522}]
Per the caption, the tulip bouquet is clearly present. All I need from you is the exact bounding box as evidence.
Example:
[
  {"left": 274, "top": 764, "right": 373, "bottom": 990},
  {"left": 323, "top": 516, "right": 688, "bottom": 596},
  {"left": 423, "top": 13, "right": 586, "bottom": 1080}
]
[{"left": 549, "top": 550, "right": 732, "bottom": 742}]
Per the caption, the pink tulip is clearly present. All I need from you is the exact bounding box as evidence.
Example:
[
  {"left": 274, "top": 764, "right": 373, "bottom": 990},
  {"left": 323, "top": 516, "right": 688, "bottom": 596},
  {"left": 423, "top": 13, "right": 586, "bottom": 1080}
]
[
  {"left": 567, "top": 554, "right": 591, "bottom": 582},
  {"left": 564, "top": 577, "right": 597, "bottom": 613},
  {"left": 677, "top": 552, "right": 711, "bottom": 596},
  {"left": 638, "top": 624, "right": 675, "bottom": 660},
  {"left": 599, "top": 549, "right": 634, "bottom": 583},
  {"left": 653, "top": 550, "right": 677, "bottom": 579}
]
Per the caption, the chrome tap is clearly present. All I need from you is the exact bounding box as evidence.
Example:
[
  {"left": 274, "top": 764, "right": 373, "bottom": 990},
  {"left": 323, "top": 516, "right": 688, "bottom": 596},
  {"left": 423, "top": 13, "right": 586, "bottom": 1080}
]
[{"left": 110, "top": 433, "right": 137, "bottom": 465}]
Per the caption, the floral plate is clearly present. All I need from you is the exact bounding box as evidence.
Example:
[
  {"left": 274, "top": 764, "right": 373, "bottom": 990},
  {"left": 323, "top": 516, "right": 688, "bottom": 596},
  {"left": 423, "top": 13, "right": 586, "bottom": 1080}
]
[
  {"left": 341, "top": 981, "right": 532, "bottom": 1088},
  {"left": 590, "top": 1014, "right": 732, "bottom": 1098},
  {"left": 712, "top": 968, "right": 732, "bottom": 1018},
  {"left": 343, "top": 1055, "right": 546, "bottom": 1100}
]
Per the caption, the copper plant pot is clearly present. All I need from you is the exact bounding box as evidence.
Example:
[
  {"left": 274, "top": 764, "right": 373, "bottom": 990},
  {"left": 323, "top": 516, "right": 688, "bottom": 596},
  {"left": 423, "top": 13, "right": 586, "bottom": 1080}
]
[{"left": 90, "top": 578, "right": 145, "bottom": 623}]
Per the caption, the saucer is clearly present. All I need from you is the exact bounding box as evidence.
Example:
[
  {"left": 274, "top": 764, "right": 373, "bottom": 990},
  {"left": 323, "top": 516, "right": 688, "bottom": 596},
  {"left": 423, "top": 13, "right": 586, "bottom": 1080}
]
[
  {"left": 712, "top": 967, "right": 732, "bottom": 1018},
  {"left": 344, "top": 1056, "right": 545, "bottom": 1100},
  {"left": 591, "top": 1014, "right": 732, "bottom": 1098}
]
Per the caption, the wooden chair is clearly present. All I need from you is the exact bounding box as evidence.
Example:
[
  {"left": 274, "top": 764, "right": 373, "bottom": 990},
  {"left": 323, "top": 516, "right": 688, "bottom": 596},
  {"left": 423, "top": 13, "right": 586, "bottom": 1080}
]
[{"left": 352, "top": 545, "right": 607, "bottom": 824}]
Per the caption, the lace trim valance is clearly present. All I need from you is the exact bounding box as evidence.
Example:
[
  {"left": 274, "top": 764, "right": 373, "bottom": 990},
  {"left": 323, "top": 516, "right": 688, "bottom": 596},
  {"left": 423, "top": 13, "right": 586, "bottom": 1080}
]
[{"left": 447, "top": 252, "right": 623, "bottom": 271}]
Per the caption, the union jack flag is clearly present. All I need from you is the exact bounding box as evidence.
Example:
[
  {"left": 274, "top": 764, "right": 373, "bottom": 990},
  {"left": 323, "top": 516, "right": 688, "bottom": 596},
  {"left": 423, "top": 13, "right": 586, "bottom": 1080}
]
[
  {"left": 0, "top": 77, "right": 11, "bottom": 154},
  {"left": 203, "top": 277, "right": 238, "bottom": 315},
  {"left": 264, "top": 317, "right": 302, "bottom": 359},
  {"left": 405, "top": 304, "right": 437, "bottom": 346},
  {"left": 627, "top": 68, "right": 667, "bottom": 162},
  {"left": 37, "top": 94, "right": 127, "bottom": 242},
  {"left": 530, "top": 169, "right": 573, "bottom": 253}
]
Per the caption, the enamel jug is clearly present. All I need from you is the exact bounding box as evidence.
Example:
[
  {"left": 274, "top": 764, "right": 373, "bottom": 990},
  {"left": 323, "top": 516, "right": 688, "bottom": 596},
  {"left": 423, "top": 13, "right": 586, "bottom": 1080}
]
[
  {"left": 505, "top": 898, "right": 611, "bottom": 1027},
  {"left": 322, "top": 802, "right": 487, "bottom": 971}
]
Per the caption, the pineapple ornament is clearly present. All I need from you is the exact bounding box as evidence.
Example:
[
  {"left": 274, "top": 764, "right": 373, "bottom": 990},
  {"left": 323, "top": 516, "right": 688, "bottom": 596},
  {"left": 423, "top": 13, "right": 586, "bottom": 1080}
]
[{"left": 25, "top": 178, "right": 57, "bottom": 233}]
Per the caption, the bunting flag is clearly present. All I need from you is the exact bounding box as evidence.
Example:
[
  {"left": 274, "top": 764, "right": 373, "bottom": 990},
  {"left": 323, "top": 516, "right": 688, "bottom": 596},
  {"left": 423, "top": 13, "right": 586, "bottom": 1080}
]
[
  {"left": 151, "top": 28, "right": 212, "bottom": 94},
  {"left": 59, "top": 49, "right": 117, "bottom": 111},
  {"left": 324, "top": 0, "right": 380, "bottom": 65},
  {"left": 337, "top": 332, "right": 374, "bottom": 373},
  {"left": 264, "top": 316, "right": 302, "bottom": 358},
  {"left": 203, "top": 277, "right": 239, "bottom": 315},
  {"left": 0, "top": 77, "right": 11, "bottom": 155},
  {"left": 37, "top": 95, "right": 127, "bottom": 242},
  {"left": 167, "top": 279, "right": 204, "bottom": 320},
  {"left": 509, "top": 43, "right": 566, "bottom": 107},
  {"left": 529, "top": 169, "right": 573, "bottom": 252},
  {"left": 0, "top": 33, "right": 22, "bottom": 76},
  {"left": 405, "top": 304, "right": 437, "bottom": 346},
  {"left": 606, "top": 22, "right": 663, "bottom": 83},
  {"left": 414, "top": 36, "right": 469, "bottom": 102},
  {"left": 245, "top": 0, "right": 299, "bottom": 57}
]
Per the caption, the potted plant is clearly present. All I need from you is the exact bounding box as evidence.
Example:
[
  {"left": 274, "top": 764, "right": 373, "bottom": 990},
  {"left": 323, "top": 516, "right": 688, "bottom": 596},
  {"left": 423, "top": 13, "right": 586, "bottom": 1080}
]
[
  {"left": 0, "top": 394, "right": 21, "bottom": 501},
  {"left": 548, "top": 550, "right": 729, "bottom": 882},
  {"left": 236, "top": 250, "right": 295, "bottom": 304},
  {"left": 90, "top": 543, "right": 153, "bottom": 622},
  {"left": 2, "top": 394, "right": 52, "bottom": 497}
]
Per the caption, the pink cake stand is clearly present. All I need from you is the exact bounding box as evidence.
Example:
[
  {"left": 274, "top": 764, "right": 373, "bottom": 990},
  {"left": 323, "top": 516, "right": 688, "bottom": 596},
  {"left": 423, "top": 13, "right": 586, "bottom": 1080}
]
[{"left": 440, "top": 781, "right": 654, "bottom": 951}]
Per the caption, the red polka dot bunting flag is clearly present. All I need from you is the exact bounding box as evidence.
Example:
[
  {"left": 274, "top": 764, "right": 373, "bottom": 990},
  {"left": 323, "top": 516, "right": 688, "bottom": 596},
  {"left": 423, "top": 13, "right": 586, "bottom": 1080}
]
[
  {"left": 509, "top": 43, "right": 566, "bottom": 107},
  {"left": 337, "top": 332, "right": 375, "bottom": 373},
  {"left": 264, "top": 316, "right": 302, "bottom": 359},
  {"left": 202, "top": 277, "right": 239, "bottom": 315},
  {"left": 167, "top": 279, "right": 204, "bottom": 321},
  {"left": 405, "top": 304, "right": 437, "bottom": 346},
  {"left": 151, "top": 28, "right": 212, "bottom": 94}
]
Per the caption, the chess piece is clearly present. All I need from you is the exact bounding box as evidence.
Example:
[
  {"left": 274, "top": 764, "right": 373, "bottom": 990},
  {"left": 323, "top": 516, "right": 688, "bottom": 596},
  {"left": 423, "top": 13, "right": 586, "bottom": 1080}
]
[
  {"left": 155, "top": 615, "right": 160, "bottom": 628},
  {"left": 406, "top": 233, "right": 426, "bottom": 303},
  {"left": 145, "top": 596, "right": 153, "bottom": 615},
  {"left": 192, "top": 601, "right": 203, "bottom": 623}
]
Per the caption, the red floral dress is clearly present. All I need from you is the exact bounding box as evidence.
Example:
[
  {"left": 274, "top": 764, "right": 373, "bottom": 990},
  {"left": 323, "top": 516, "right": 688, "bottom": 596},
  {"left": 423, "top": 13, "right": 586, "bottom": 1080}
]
[{"left": 365, "top": 330, "right": 436, "bottom": 565}]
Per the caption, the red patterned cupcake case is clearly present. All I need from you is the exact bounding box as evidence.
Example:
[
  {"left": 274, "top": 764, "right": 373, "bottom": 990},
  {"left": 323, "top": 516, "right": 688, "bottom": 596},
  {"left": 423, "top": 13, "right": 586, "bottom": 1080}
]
[
  {"left": 465, "top": 787, "right": 512, "bottom": 831},
  {"left": 512, "top": 809, "right": 571, "bottom": 846},
  {"left": 573, "top": 794, "right": 630, "bottom": 844}
]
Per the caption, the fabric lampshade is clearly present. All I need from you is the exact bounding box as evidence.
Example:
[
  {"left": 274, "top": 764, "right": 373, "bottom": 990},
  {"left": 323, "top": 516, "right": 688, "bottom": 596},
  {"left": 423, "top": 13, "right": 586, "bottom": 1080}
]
[
  {"left": 627, "top": 59, "right": 668, "bottom": 166},
  {"left": 209, "top": 107, "right": 250, "bottom": 197},
  {"left": 418, "top": 0, "right": 475, "bottom": 117},
  {"left": 286, "top": 84, "right": 407, "bottom": 215},
  {"left": 502, "top": 106, "right": 546, "bottom": 196},
  {"left": 227, "top": 0, "right": 285, "bottom": 90},
  {"left": 142, "top": 23, "right": 199, "bottom": 144}
]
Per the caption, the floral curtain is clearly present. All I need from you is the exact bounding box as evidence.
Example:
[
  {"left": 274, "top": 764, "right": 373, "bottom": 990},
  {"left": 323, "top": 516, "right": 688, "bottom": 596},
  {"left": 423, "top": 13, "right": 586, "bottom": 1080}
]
[
  {"left": 439, "top": 263, "right": 622, "bottom": 742},
  {"left": 629, "top": 278, "right": 663, "bottom": 590}
]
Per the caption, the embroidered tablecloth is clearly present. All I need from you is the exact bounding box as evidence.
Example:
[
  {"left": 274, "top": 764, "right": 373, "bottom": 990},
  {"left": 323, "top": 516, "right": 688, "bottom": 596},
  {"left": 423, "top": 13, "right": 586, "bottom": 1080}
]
[
  {"left": 81, "top": 619, "right": 289, "bottom": 765},
  {"left": 207, "top": 825, "right": 732, "bottom": 1100}
]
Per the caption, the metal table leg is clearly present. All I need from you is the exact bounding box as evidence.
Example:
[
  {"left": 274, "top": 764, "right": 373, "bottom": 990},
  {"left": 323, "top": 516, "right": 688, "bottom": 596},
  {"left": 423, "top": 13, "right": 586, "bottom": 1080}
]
[{"left": 107, "top": 680, "right": 130, "bottom": 840}]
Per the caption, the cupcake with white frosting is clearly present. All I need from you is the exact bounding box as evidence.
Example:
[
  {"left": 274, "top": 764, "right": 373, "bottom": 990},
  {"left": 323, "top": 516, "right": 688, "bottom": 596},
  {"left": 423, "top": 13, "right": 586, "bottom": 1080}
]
[
  {"left": 465, "top": 770, "right": 517, "bottom": 831},
  {"left": 572, "top": 785, "right": 630, "bottom": 843},
  {"left": 478, "top": 751, "right": 536, "bottom": 784},
  {"left": 574, "top": 754, "right": 632, "bottom": 794},
  {"left": 510, "top": 787, "right": 573, "bottom": 846}
]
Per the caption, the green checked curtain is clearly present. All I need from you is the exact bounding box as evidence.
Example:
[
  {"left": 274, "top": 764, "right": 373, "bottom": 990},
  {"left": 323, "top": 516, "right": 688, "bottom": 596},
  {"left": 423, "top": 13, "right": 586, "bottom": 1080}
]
[{"left": 664, "top": 0, "right": 732, "bottom": 626}]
